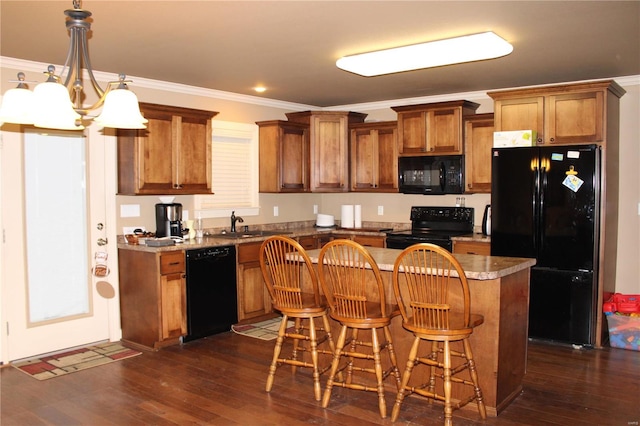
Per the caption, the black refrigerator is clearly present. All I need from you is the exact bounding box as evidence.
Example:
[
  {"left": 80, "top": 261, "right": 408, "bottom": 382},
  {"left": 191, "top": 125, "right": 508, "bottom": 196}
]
[{"left": 491, "top": 144, "right": 600, "bottom": 346}]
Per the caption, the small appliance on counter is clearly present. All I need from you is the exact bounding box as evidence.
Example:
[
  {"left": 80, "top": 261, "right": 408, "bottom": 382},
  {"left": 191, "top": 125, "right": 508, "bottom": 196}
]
[
  {"left": 482, "top": 204, "right": 491, "bottom": 236},
  {"left": 155, "top": 202, "right": 183, "bottom": 238},
  {"left": 316, "top": 213, "right": 335, "bottom": 228}
]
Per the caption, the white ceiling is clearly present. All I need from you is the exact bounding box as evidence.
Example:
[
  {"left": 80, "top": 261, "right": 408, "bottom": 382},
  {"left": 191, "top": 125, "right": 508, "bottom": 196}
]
[{"left": 2, "top": 1, "right": 639, "bottom": 107}]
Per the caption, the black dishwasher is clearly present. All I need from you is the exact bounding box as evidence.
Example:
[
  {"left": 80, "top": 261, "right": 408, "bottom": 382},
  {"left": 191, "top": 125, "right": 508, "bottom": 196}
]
[{"left": 184, "top": 246, "right": 237, "bottom": 342}]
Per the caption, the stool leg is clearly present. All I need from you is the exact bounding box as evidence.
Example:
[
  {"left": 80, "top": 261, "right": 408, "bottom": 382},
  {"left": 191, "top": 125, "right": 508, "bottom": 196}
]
[
  {"left": 322, "top": 325, "right": 348, "bottom": 409},
  {"left": 345, "top": 328, "right": 359, "bottom": 385},
  {"left": 291, "top": 317, "right": 302, "bottom": 374},
  {"left": 427, "top": 340, "right": 439, "bottom": 403},
  {"left": 463, "top": 338, "right": 486, "bottom": 419},
  {"left": 391, "top": 335, "right": 420, "bottom": 422},
  {"left": 371, "top": 328, "right": 387, "bottom": 418},
  {"left": 308, "top": 317, "right": 322, "bottom": 401},
  {"left": 266, "top": 315, "right": 289, "bottom": 393},
  {"left": 383, "top": 325, "right": 402, "bottom": 390},
  {"left": 443, "top": 341, "right": 453, "bottom": 426},
  {"left": 321, "top": 313, "right": 342, "bottom": 382}
]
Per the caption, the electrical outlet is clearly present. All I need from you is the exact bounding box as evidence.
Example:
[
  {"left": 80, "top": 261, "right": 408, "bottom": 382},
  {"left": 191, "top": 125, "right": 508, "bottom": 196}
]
[
  {"left": 377, "top": 205, "right": 384, "bottom": 215},
  {"left": 313, "top": 204, "right": 318, "bottom": 214},
  {"left": 273, "top": 206, "right": 279, "bottom": 216}
]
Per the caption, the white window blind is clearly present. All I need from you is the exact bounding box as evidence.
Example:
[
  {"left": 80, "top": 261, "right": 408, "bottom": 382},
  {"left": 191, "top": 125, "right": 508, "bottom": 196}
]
[{"left": 194, "top": 120, "right": 259, "bottom": 216}]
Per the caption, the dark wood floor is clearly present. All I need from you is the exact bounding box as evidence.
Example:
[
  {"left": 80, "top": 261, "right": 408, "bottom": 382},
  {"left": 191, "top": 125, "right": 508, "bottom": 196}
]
[{"left": 2, "top": 331, "right": 639, "bottom": 425}]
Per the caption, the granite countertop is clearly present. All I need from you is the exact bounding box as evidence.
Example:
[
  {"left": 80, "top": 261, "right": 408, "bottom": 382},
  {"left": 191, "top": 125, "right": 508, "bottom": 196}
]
[
  {"left": 117, "top": 224, "right": 406, "bottom": 253},
  {"left": 303, "top": 246, "right": 535, "bottom": 281}
]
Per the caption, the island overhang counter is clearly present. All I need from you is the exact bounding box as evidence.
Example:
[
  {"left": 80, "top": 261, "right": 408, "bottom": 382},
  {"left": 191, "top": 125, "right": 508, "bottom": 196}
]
[{"left": 302, "top": 246, "right": 536, "bottom": 417}]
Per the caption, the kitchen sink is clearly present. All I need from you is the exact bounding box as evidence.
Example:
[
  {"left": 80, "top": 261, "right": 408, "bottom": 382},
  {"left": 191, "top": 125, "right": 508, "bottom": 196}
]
[{"left": 208, "top": 230, "right": 292, "bottom": 239}]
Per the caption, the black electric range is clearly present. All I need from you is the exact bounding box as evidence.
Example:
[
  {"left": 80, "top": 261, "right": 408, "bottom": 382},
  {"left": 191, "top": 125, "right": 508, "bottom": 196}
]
[{"left": 386, "top": 206, "right": 474, "bottom": 251}]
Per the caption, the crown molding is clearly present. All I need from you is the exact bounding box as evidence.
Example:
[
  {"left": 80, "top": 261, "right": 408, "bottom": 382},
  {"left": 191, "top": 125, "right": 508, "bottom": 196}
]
[
  {"left": 0, "top": 57, "right": 316, "bottom": 111},
  {"left": 3, "top": 57, "right": 638, "bottom": 113}
]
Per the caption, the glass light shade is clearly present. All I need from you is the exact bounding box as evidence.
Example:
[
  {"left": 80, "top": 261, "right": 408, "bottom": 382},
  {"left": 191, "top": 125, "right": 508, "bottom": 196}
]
[
  {"left": 31, "top": 81, "right": 84, "bottom": 130},
  {"left": 94, "top": 89, "right": 148, "bottom": 129},
  {"left": 336, "top": 31, "right": 514, "bottom": 76},
  {"left": 0, "top": 87, "right": 35, "bottom": 125}
]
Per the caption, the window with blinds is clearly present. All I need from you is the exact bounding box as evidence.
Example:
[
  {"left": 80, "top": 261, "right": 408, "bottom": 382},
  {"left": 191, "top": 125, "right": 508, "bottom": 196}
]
[{"left": 194, "top": 120, "right": 259, "bottom": 216}]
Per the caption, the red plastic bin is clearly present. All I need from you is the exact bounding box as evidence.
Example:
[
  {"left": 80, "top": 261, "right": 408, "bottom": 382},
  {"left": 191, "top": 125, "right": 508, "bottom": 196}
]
[
  {"left": 603, "top": 293, "right": 640, "bottom": 351},
  {"left": 602, "top": 294, "right": 640, "bottom": 314}
]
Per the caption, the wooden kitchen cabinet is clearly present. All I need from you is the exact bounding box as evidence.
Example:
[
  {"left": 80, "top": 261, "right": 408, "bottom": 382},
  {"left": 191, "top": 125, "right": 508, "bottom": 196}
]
[
  {"left": 118, "top": 249, "right": 187, "bottom": 350},
  {"left": 489, "top": 80, "right": 625, "bottom": 145},
  {"left": 286, "top": 111, "right": 367, "bottom": 192},
  {"left": 330, "top": 233, "right": 386, "bottom": 248},
  {"left": 117, "top": 103, "right": 218, "bottom": 195},
  {"left": 257, "top": 120, "right": 310, "bottom": 193},
  {"left": 237, "top": 242, "right": 272, "bottom": 321},
  {"left": 453, "top": 240, "right": 491, "bottom": 256},
  {"left": 350, "top": 121, "right": 399, "bottom": 192},
  {"left": 297, "top": 235, "right": 320, "bottom": 250},
  {"left": 464, "top": 113, "right": 494, "bottom": 193},
  {"left": 392, "top": 100, "right": 480, "bottom": 156}
]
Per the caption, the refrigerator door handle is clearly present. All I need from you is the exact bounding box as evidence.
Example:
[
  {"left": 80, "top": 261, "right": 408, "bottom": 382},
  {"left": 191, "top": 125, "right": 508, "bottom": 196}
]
[
  {"left": 532, "top": 166, "right": 539, "bottom": 251},
  {"left": 539, "top": 166, "right": 547, "bottom": 252}
]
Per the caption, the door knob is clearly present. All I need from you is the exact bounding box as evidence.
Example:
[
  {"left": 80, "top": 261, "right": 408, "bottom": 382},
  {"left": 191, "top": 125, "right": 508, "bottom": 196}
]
[{"left": 97, "top": 238, "right": 108, "bottom": 246}]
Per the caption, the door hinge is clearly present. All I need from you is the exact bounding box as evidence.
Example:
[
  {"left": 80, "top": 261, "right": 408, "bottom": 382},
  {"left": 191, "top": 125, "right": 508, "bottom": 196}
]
[{"left": 5, "top": 322, "right": 9, "bottom": 336}]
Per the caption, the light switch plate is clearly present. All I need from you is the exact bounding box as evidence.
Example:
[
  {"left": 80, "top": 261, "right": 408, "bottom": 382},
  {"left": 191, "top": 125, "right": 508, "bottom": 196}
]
[
  {"left": 377, "top": 206, "right": 384, "bottom": 215},
  {"left": 273, "top": 206, "right": 279, "bottom": 216}
]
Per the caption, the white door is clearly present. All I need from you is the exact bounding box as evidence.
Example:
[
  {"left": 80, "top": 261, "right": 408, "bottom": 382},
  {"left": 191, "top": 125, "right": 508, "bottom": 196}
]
[{"left": 0, "top": 125, "right": 120, "bottom": 362}]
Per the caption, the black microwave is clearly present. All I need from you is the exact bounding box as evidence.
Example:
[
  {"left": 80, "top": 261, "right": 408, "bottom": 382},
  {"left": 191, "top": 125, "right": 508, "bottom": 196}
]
[{"left": 398, "top": 155, "right": 464, "bottom": 194}]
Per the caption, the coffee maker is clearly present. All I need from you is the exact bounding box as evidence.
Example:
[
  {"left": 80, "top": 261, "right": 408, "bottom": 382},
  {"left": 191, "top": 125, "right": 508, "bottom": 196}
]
[{"left": 155, "top": 203, "right": 183, "bottom": 238}]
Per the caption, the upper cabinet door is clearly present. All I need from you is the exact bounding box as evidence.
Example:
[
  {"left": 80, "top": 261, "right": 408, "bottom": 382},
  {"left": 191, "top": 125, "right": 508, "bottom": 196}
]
[
  {"left": 286, "top": 111, "right": 367, "bottom": 193},
  {"left": 175, "top": 114, "right": 212, "bottom": 192},
  {"left": 350, "top": 121, "right": 398, "bottom": 192},
  {"left": 493, "top": 96, "right": 545, "bottom": 143},
  {"left": 257, "top": 120, "right": 310, "bottom": 193},
  {"left": 464, "top": 113, "right": 494, "bottom": 193},
  {"left": 546, "top": 91, "right": 604, "bottom": 145},
  {"left": 117, "top": 103, "right": 217, "bottom": 195},
  {"left": 427, "top": 106, "right": 463, "bottom": 154},
  {"left": 393, "top": 100, "right": 480, "bottom": 156}
]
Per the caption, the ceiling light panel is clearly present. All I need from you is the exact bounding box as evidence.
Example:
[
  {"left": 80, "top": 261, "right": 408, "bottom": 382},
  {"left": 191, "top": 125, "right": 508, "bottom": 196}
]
[{"left": 336, "top": 32, "right": 513, "bottom": 77}]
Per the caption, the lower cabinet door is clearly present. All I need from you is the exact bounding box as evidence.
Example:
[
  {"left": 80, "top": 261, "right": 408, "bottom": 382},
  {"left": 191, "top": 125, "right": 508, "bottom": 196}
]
[
  {"left": 238, "top": 262, "right": 272, "bottom": 321},
  {"left": 160, "top": 272, "right": 187, "bottom": 340}
]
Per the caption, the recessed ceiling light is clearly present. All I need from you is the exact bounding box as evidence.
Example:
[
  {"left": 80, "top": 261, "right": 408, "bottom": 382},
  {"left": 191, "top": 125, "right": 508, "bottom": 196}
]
[
  {"left": 336, "top": 31, "right": 513, "bottom": 77},
  {"left": 254, "top": 86, "right": 267, "bottom": 93}
]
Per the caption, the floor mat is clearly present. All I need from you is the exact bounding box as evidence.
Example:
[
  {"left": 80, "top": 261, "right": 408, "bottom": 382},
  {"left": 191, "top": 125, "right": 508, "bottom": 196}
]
[
  {"left": 12, "top": 342, "right": 141, "bottom": 380},
  {"left": 231, "top": 317, "right": 294, "bottom": 341}
]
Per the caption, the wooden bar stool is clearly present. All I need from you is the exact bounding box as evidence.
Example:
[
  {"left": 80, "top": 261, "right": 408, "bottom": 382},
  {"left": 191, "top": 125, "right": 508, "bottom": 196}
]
[
  {"left": 317, "top": 239, "right": 401, "bottom": 418},
  {"left": 391, "top": 243, "right": 486, "bottom": 425},
  {"left": 259, "top": 236, "right": 337, "bottom": 401}
]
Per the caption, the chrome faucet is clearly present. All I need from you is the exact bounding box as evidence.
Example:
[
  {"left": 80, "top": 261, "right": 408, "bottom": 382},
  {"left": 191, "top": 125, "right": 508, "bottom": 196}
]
[{"left": 230, "top": 211, "right": 244, "bottom": 233}]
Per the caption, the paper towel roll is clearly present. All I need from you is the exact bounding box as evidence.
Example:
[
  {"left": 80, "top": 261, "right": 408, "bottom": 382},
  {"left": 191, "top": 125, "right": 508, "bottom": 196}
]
[
  {"left": 341, "top": 205, "right": 354, "bottom": 228},
  {"left": 354, "top": 205, "right": 362, "bottom": 228}
]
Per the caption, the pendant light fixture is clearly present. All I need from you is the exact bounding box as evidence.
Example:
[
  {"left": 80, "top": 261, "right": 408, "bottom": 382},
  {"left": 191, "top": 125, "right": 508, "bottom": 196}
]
[
  {"left": 0, "top": 1, "right": 147, "bottom": 130},
  {"left": 336, "top": 31, "right": 513, "bottom": 77}
]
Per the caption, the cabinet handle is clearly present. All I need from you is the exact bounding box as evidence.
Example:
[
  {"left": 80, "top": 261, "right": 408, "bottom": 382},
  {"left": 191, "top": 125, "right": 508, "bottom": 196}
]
[
  {"left": 173, "top": 184, "right": 183, "bottom": 189},
  {"left": 169, "top": 261, "right": 181, "bottom": 266},
  {"left": 549, "top": 137, "right": 555, "bottom": 142}
]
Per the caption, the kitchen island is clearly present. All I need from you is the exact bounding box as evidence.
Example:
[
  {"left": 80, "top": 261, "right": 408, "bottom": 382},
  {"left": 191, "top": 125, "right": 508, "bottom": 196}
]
[{"left": 304, "top": 247, "right": 535, "bottom": 417}]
